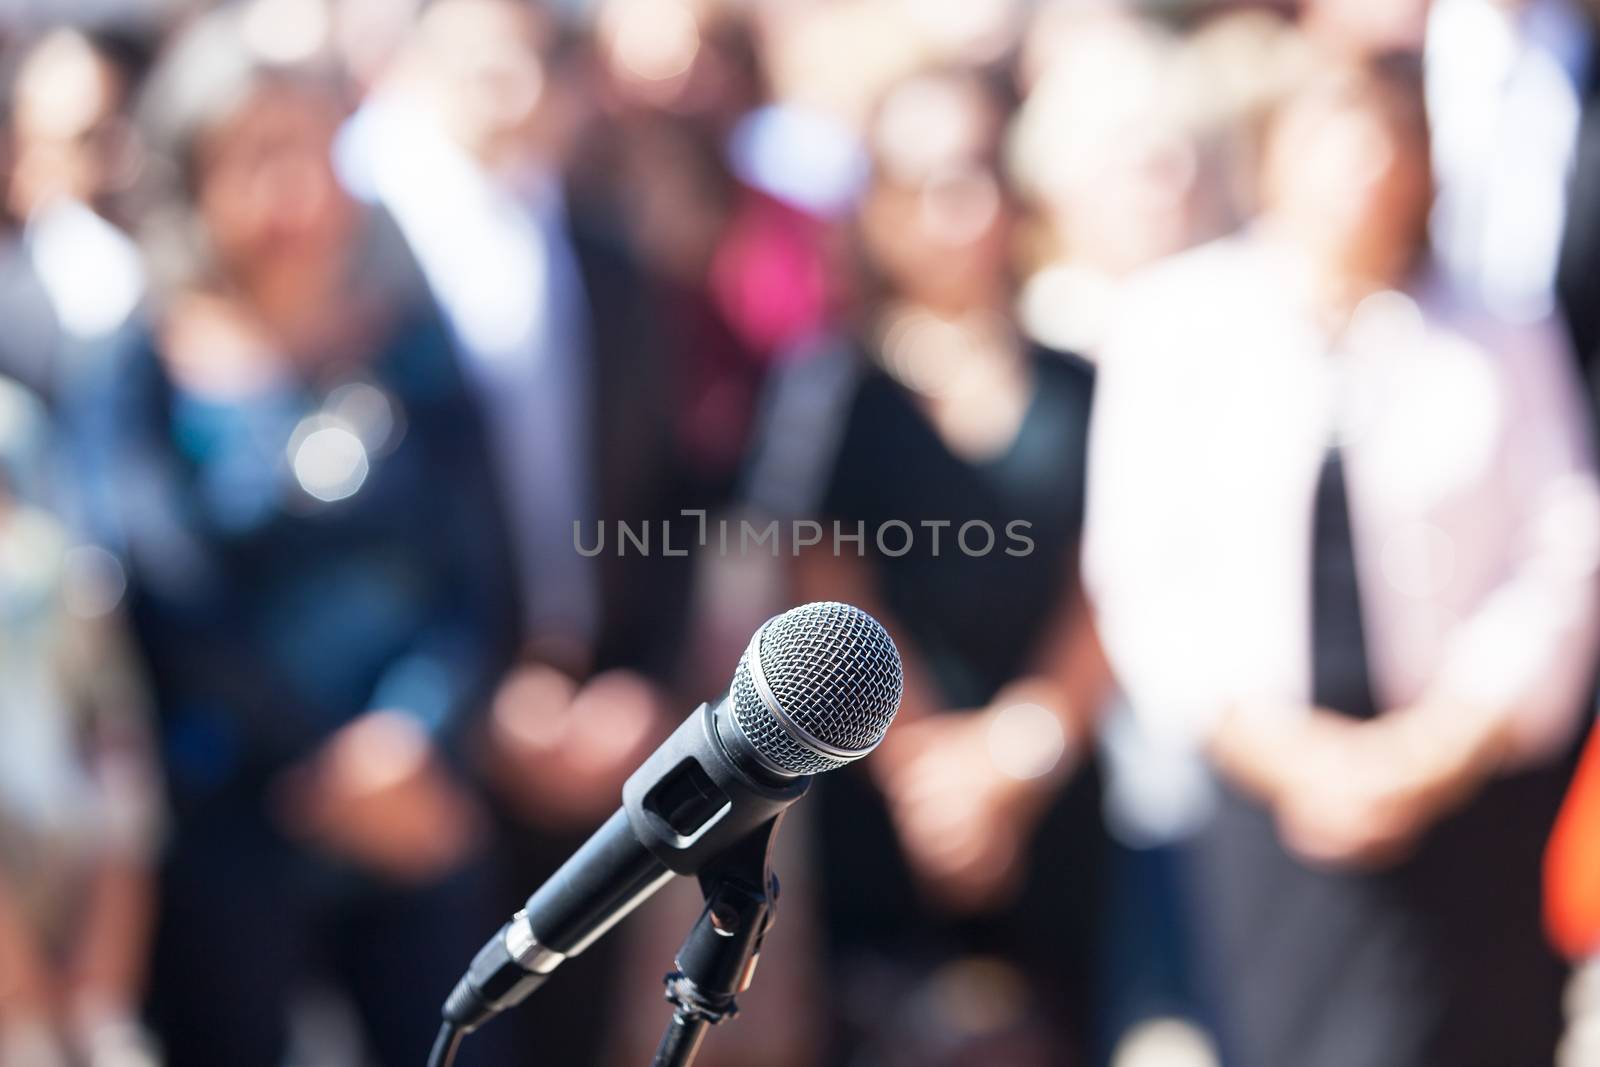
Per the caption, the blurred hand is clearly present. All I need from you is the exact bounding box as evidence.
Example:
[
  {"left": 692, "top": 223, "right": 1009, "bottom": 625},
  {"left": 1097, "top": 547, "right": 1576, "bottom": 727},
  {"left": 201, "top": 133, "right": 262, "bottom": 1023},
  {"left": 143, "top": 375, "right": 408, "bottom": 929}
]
[
  {"left": 873, "top": 709, "right": 1061, "bottom": 916},
  {"left": 1275, "top": 703, "right": 1502, "bottom": 869},
  {"left": 1211, "top": 701, "right": 1503, "bottom": 870},
  {"left": 67, "top": 1004, "right": 160, "bottom": 1067},
  {"left": 277, "top": 711, "right": 481, "bottom": 884},
  {"left": 483, "top": 666, "right": 665, "bottom": 832},
  {"left": 62, "top": 858, "right": 150, "bottom": 1042},
  {"left": 0, "top": 878, "right": 57, "bottom": 1019}
]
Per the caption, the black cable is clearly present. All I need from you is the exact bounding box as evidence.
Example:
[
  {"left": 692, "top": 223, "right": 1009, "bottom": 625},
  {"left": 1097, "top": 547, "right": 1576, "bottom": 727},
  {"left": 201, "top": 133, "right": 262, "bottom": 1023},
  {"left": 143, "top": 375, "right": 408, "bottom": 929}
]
[
  {"left": 440, "top": 920, "right": 551, "bottom": 1036},
  {"left": 428, "top": 1022, "right": 463, "bottom": 1067}
]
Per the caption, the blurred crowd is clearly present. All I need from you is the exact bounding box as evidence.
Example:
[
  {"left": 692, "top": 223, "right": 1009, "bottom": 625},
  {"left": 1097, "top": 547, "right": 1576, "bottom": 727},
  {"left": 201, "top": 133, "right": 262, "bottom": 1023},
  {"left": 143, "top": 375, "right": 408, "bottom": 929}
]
[{"left": 2, "top": 0, "right": 1600, "bottom": 1066}]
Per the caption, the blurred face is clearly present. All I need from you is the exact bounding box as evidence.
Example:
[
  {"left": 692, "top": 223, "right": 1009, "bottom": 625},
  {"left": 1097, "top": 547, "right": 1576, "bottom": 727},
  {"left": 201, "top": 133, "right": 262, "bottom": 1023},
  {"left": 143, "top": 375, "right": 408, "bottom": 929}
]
[
  {"left": 194, "top": 82, "right": 355, "bottom": 284},
  {"left": 1018, "top": 16, "right": 1198, "bottom": 275},
  {"left": 1064, "top": 120, "right": 1195, "bottom": 273},
  {"left": 861, "top": 75, "right": 1011, "bottom": 312},
  {"left": 414, "top": 0, "right": 547, "bottom": 165},
  {"left": 1301, "top": 0, "right": 1431, "bottom": 54},
  {"left": 1262, "top": 73, "right": 1432, "bottom": 285},
  {"left": 9, "top": 32, "right": 128, "bottom": 217},
  {"left": 623, "top": 123, "right": 729, "bottom": 282},
  {"left": 1039, "top": 95, "right": 1197, "bottom": 274}
]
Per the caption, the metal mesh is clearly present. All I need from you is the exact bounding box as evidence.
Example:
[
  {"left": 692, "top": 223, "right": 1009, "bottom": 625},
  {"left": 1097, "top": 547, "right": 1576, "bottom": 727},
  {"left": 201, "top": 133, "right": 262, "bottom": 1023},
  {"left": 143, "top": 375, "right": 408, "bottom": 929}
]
[{"left": 730, "top": 602, "right": 903, "bottom": 774}]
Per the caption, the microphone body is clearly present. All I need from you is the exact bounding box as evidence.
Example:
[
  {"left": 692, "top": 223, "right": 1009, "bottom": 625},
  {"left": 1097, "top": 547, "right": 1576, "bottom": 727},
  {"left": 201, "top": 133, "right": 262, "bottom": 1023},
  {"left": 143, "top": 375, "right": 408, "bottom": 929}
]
[
  {"left": 525, "top": 693, "right": 808, "bottom": 959},
  {"left": 442, "top": 602, "right": 902, "bottom": 1033}
]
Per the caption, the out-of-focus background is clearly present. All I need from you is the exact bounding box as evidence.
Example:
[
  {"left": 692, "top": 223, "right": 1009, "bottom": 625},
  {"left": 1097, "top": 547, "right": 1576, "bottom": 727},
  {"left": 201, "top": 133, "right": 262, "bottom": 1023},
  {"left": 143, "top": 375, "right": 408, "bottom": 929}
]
[{"left": 3, "top": 0, "right": 1600, "bottom": 1065}]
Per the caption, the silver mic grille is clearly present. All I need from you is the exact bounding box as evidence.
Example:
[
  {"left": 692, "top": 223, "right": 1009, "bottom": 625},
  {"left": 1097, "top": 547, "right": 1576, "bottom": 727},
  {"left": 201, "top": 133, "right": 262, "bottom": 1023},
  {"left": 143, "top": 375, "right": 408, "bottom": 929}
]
[{"left": 729, "top": 601, "right": 903, "bottom": 775}]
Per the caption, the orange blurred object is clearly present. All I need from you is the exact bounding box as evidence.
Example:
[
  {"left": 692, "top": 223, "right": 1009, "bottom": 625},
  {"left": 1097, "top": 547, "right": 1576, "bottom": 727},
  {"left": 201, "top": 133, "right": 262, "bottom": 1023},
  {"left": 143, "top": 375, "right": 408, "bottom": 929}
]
[{"left": 1546, "top": 720, "right": 1600, "bottom": 958}]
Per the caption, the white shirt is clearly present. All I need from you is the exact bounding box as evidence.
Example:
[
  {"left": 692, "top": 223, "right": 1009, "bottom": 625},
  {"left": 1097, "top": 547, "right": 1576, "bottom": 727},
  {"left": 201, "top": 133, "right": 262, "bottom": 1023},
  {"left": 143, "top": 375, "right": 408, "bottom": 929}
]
[
  {"left": 1427, "top": 0, "right": 1592, "bottom": 322},
  {"left": 1084, "top": 234, "right": 1600, "bottom": 766},
  {"left": 338, "top": 95, "right": 599, "bottom": 648}
]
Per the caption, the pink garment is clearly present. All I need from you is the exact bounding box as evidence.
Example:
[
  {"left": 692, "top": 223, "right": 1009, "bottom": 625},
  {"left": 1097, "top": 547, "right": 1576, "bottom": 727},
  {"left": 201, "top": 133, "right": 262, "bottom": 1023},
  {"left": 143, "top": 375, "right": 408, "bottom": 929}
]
[
  {"left": 1084, "top": 233, "right": 1600, "bottom": 765},
  {"left": 710, "top": 190, "right": 834, "bottom": 359}
]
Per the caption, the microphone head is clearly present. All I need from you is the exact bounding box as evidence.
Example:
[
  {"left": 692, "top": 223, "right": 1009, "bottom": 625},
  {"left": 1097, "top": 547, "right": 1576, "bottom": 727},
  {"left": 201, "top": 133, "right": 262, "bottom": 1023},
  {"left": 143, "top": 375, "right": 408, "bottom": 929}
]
[{"left": 729, "top": 601, "right": 903, "bottom": 776}]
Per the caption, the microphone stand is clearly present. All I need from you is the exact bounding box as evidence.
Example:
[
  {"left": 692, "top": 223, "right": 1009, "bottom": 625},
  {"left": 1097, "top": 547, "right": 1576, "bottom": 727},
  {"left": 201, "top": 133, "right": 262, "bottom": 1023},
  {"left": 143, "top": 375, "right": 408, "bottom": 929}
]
[{"left": 649, "top": 817, "right": 782, "bottom": 1067}]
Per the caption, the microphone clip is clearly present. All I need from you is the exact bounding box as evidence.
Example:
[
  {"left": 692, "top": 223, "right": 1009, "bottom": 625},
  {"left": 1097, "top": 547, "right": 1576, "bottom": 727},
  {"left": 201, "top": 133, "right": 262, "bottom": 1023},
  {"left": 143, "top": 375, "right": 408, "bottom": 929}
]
[{"left": 651, "top": 817, "right": 783, "bottom": 1067}]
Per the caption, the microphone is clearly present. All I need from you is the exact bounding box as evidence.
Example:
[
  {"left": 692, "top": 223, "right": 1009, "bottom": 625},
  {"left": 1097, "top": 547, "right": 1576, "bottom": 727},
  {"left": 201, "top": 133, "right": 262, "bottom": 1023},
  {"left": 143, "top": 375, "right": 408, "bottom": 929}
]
[{"left": 438, "top": 601, "right": 903, "bottom": 1037}]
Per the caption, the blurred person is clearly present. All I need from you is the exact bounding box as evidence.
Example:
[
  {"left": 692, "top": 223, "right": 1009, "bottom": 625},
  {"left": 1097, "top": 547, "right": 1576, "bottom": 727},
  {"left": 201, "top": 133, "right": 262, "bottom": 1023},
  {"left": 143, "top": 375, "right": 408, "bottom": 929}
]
[
  {"left": 0, "top": 379, "right": 160, "bottom": 1067},
  {"left": 1086, "top": 51, "right": 1600, "bottom": 1067},
  {"left": 1317, "top": 0, "right": 1600, "bottom": 390},
  {"left": 1426, "top": 0, "right": 1596, "bottom": 331},
  {"left": 1011, "top": 14, "right": 1235, "bottom": 1062},
  {"left": 749, "top": 0, "right": 931, "bottom": 157},
  {"left": 1, "top": 25, "right": 147, "bottom": 405},
  {"left": 1009, "top": 11, "right": 1206, "bottom": 357},
  {"left": 750, "top": 66, "right": 1110, "bottom": 1066},
  {"left": 1008, "top": 17, "right": 1225, "bottom": 1060},
  {"left": 339, "top": 2, "right": 699, "bottom": 1060},
  {"left": 1557, "top": 0, "right": 1600, "bottom": 393},
  {"left": 329, "top": 0, "right": 425, "bottom": 94},
  {"left": 70, "top": 8, "right": 524, "bottom": 1064},
  {"left": 593, "top": 0, "right": 767, "bottom": 137},
  {"left": 338, "top": 0, "right": 601, "bottom": 671},
  {"left": 583, "top": 14, "right": 851, "bottom": 1056},
  {"left": 897, "top": 0, "right": 1025, "bottom": 69},
  {"left": 594, "top": 5, "right": 822, "bottom": 506},
  {"left": 1176, "top": 9, "right": 1315, "bottom": 230},
  {"left": 1429, "top": 1, "right": 1600, "bottom": 1039},
  {"left": 340, "top": 0, "right": 699, "bottom": 675},
  {"left": 1300, "top": 0, "right": 1433, "bottom": 54},
  {"left": 613, "top": 114, "right": 779, "bottom": 505},
  {"left": 1016, "top": 0, "right": 1152, "bottom": 95}
]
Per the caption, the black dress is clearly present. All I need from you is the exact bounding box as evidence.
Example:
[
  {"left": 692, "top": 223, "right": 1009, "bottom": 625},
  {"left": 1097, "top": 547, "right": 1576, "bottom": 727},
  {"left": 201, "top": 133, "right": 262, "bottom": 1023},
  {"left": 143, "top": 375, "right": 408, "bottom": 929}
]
[{"left": 811, "top": 343, "right": 1105, "bottom": 1066}]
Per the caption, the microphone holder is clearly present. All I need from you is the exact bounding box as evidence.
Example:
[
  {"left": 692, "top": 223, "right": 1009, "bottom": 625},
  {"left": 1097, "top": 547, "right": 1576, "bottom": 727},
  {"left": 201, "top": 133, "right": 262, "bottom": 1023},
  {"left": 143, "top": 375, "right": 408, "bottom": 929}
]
[{"left": 649, "top": 816, "right": 783, "bottom": 1067}]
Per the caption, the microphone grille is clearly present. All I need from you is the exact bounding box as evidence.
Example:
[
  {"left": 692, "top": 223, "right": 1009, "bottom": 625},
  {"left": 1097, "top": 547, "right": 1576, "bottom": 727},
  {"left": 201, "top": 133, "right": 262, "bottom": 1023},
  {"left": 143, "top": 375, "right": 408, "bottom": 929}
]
[{"left": 730, "top": 601, "right": 903, "bottom": 775}]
